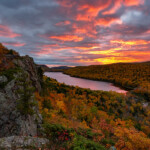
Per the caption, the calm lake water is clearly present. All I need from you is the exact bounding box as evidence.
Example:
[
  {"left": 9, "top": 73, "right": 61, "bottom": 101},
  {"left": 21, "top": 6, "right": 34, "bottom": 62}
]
[{"left": 45, "top": 72, "right": 127, "bottom": 93}]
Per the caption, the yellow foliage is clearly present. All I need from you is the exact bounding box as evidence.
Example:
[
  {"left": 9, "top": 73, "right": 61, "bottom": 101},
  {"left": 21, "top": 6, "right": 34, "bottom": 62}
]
[
  {"left": 56, "top": 100, "right": 66, "bottom": 112},
  {"left": 114, "top": 127, "right": 150, "bottom": 150},
  {"left": 81, "top": 120, "right": 89, "bottom": 128}
]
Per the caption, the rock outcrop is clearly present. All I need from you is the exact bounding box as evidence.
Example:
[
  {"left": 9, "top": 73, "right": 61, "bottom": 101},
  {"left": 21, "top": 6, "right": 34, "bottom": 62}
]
[{"left": 0, "top": 52, "right": 43, "bottom": 138}]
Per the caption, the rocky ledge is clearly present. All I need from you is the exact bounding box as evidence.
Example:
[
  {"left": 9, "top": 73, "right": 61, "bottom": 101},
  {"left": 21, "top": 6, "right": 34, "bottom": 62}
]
[{"left": 0, "top": 136, "right": 49, "bottom": 150}]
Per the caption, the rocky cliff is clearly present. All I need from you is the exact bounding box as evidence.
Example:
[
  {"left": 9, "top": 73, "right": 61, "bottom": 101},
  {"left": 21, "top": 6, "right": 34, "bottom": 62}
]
[{"left": 0, "top": 45, "right": 44, "bottom": 139}]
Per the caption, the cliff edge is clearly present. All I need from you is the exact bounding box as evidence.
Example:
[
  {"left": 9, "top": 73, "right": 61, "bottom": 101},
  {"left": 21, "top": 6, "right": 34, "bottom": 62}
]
[{"left": 0, "top": 44, "right": 48, "bottom": 149}]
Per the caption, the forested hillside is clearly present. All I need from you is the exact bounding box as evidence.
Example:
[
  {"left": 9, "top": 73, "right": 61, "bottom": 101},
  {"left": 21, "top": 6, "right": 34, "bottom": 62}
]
[
  {"left": 64, "top": 63, "right": 150, "bottom": 100},
  {"left": 36, "top": 76, "right": 150, "bottom": 150}
]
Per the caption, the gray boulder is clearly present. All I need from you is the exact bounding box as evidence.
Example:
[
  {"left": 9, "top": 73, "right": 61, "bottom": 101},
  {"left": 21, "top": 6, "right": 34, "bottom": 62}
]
[
  {"left": 0, "top": 75, "right": 8, "bottom": 83},
  {"left": 109, "top": 146, "right": 117, "bottom": 150}
]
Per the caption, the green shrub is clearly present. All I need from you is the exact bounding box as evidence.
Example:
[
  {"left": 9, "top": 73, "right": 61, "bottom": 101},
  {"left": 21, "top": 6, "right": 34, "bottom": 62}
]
[
  {"left": 101, "top": 138, "right": 115, "bottom": 145},
  {"left": 0, "top": 67, "right": 21, "bottom": 81},
  {"left": 43, "top": 123, "right": 74, "bottom": 142},
  {"left": 42, "top": 99, "right": 52, "bottom": 109},
  {"left": 91, "top": 106, "right": 98, "bottom": 115},
  {"left": 77, "top": 128, "right": 97, "bottom": 139},
  {"left": 71, "top": 135, "right": 106, "bottom": 150}
]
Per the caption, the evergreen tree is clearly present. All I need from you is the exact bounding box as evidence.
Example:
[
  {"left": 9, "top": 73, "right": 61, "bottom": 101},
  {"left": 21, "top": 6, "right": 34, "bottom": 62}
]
[{"left": 17, "top": 72, "right": 36, "bottom": 115}]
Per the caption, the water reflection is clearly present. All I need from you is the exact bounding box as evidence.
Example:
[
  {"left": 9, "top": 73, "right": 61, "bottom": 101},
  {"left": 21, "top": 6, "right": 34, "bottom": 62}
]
[{"left": 45, "top": 72, "right": 127, "bottom": 93}]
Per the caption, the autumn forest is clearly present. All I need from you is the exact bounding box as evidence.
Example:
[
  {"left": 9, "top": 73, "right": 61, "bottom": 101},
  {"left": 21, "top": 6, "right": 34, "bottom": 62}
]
[{"left": 0, "top": 43, "right": 150, "bottom": 149}]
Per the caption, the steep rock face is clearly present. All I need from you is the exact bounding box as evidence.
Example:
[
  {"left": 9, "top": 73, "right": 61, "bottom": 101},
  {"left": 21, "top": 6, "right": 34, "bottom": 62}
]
[
  {"left": 0, "top": 54, "right": 43, "bottom": 138},
  {"left": 13, "top": 55, "right": 42, "bottom": 92}
]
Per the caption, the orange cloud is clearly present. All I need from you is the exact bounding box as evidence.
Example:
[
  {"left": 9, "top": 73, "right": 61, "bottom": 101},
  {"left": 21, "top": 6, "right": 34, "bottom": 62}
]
[
  {"left": 83, "top": 44, "right": 150, "bottom": 64},
  {"left": 49, "top": 35, "right": 83, "bottom": 42},
  {"left": 2, "top": 42, "right": 25, "bottom": 47},
  {"left": 76, "top": 14, "right": 91, "bottom": 21},
  {"left": 74, "top": 46, "right": 100, "bottom": 51},
  {"left": 36, "top": 44, "right": 59, "bottom": 52},
  {"left": 58, "top": 0, "right": 112, "bottom": 21},
  {"left": 89, "top": 47, "right": 123, "bottom": 55},
  {"left": 124, "top": 0, "right": 145, "bottom": 6},
  {"left": 111, "top": 39, "right": 149, "bottom": 45},
  {"left": 36, "top": 44, "right": 63, "bottom": 54},
  {"left": 76, "top": 1, "right": 112, "bottom": 21},
  {"left": 36, "top": 45, "right": 78, "bottom": 55},
  {"left": 93, "top": 51, "right": 149, "bottom": 64},
  {"left": 103, "top": 0, "right": 122, "bottom": 15},
  {"left": 95, "top": 17, "right": 122, "bottom": 26},
  {"left": 39, "top": 44, "right": 58, "bottom": 48},
  {"left": 72, "top": 23, "right": 97, "bottom": 38},
  {"left": 103, "top": 0, "right": 145, "bottom": 15},
  {"left": 72, "top": 23, "right": 87, "bottom": 34},
  {"left": 146, "top": 30, "right": 150, "bottom": 34},
  {"left": 0, "top": 24, "right": 21, "bottom": 38},
  {"left": 121, "top": 50, "right": 150, "bottom": 56},
  {"left": 95, "top": 57, "right": 137, "bottom": 64},
  {"left": 31, "top": 51, "right": 52, "bottom": 56},
  {"left": 58, "top": 0, "right": 145, "bottom": 22},
  {"left": 74, "top": 28, "right": 87, "bottom": 34}
]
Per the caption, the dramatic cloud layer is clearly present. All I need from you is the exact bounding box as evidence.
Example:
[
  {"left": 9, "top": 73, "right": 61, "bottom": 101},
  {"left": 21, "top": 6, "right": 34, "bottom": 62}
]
[{"left": 0, "top": 0, "right": 150, "bottom": 66}]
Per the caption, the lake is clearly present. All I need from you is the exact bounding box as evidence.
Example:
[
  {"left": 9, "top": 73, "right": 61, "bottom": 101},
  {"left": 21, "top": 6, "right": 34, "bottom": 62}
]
[{"left": 45, "top": 72, "right": 127, "bottom": 93}]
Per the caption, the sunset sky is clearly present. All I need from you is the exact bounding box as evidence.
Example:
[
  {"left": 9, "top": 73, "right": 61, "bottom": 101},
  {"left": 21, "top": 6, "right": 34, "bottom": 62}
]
[{"left": 0, "top": 0, "right": 150, "bottom": 66}]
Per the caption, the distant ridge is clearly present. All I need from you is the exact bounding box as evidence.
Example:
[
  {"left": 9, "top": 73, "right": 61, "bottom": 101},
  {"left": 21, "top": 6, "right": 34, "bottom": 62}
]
[
  {"left": 37, "top": 65, "right": 73, "bottom": 72},
  {"left": 49, "top": 66, "right": 72, "bottom": 72}
]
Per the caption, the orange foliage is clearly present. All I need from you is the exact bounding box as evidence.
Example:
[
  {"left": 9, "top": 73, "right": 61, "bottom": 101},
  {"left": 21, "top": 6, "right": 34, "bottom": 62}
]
[{"left": 114, "top": 127, "right": 150, "bottom": 150}]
